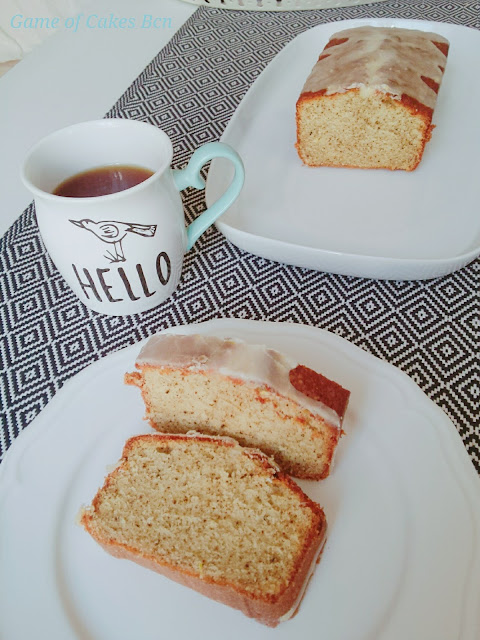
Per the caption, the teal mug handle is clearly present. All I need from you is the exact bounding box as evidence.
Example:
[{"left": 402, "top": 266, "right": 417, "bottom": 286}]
[{"left": 172, "top": 142, "right": 244, "bottom": 251}]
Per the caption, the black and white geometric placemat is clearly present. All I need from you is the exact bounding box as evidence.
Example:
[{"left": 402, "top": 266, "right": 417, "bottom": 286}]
[{"left": 1, "top": 0, "right": 479, "bottom": 471}]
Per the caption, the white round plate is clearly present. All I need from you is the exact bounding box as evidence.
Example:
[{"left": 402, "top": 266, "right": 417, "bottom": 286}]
[
  {"left": 177, "top": 0, "right": 389, "bottom": 11},
  {"left": 0, "top": 319, "right": 479, "bottom": 639},
  {"left": 207, "top": 19, "right": 480, "bottom": 280}
]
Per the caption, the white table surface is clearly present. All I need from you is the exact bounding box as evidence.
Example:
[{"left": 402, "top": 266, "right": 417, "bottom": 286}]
[{"left": 0, "top": 0, "right": 196, "bottom": 237}]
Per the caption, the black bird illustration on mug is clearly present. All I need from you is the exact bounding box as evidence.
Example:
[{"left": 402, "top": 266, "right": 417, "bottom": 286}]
[{"left": 69, "top": 219, "right": 157, "bottom": 263}]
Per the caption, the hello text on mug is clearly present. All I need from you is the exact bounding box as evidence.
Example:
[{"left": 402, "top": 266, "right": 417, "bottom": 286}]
[{"left": 53, "top": 163, "right": 172, "bottom": 305}]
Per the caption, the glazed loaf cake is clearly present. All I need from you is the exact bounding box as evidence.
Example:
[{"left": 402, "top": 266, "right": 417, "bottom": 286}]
[
  {"left": 125, "top": 334, "right": 350, "bottom": 480},
  {"left": 296, "top": 26, "right": 450, "bottom": 170},
  {"left": 80, "top": 433, "right": 327, "bottom": 627}
]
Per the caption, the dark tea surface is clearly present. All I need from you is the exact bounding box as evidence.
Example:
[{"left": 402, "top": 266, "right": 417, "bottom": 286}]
[{"left": 53, "top": 165, "right": 154, "bottom": 198}]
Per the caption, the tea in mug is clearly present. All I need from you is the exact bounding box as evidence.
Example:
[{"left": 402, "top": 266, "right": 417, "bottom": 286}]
[{"left": 53, "top": 165, "right": 154, "bottom": 198}]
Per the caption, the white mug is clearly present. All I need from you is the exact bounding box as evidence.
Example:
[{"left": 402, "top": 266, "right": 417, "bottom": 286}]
[{"left": 22, "top": 119, "right": 244, "bottom": 316}]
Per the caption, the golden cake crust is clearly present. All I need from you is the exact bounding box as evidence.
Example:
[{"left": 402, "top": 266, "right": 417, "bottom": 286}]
[{"left": 299, "top": 27, "right": 449, "bottom": 110}]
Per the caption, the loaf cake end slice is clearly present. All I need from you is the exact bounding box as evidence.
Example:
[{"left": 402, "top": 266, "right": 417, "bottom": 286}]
[{"left": 125, "top": 334, "right": 350, "bottom": 480}]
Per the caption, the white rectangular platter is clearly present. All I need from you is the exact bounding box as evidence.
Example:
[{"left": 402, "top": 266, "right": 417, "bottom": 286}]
[{"left": 206, "top": 19, "right": 480, "bottom": 280}]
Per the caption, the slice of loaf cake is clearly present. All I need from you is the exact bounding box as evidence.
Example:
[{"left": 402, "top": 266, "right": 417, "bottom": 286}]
[
  {"left": 125, "top": 334, "right": 350, "bottom": 480},
  {"left": 80, "top": 433, "right": 327, "bottom": 627},
  {"left": 296, "top": 26, "right": 449, "bottom": 170}
]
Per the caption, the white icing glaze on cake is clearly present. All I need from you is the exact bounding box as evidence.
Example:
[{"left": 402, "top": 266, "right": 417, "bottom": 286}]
[
  {"left": 278, "top": 535, "right": 326, "bottom": 623},
  {"left": 301, "top": 26, "right": 449, "bottom": 110},
  {"left": 136, "top": 334, "right": 341, "bottom": 428}
]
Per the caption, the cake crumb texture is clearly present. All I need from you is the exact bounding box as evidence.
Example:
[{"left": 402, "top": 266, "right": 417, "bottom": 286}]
[
  {"left": 126, "top": 334, "right": 350, "bottom": 480},
  {"left": 81, "top": 434, "right": 327, "bottom": 627}
]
